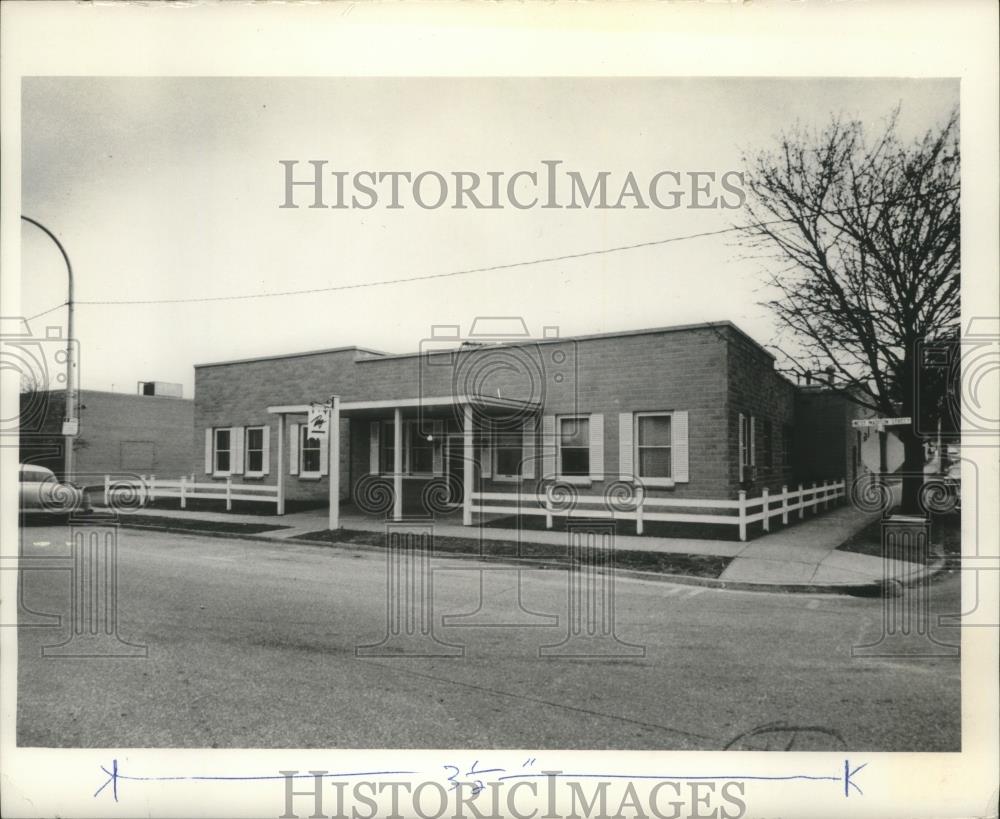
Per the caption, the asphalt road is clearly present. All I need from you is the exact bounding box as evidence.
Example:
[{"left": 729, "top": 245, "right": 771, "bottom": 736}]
[{"left": 16, "top": 523, "right": 961, "bottom": 750}]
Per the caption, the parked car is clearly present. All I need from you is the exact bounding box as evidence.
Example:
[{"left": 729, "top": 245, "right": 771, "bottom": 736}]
[{"left": 19, "top": 464, "right": 93, "bottom": 516}]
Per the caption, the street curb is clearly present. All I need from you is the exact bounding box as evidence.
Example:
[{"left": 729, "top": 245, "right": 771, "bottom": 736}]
[{"left": 113, "top": 520, "right": 949, "bottom": 597}]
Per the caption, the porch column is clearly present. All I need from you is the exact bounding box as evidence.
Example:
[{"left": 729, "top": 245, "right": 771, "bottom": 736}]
[
  {"left": 393, "top": 407, "right": 403, "bottom": 521},
  {"left": 462, "top": 403, "right": 473, "bottom": 526},
  {"left": 276, "top": 413, "right": 286, "bottom": 516},
  {"left": 328, "top": 396, "right": 340, "bottom": 530}
]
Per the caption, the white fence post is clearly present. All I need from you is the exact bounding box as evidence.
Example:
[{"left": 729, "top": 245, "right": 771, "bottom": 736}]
[
  {"left": 781, "top": 484, "right": 788, "bottom": 525},
  {"left": 738, "top": 490, "right": 747, "bottom": 541},
  {"left": 798, "top": 483, "right": 804, "bottom": 520},
  {"left": 180, "top": 475, "right": 187, "bottom": 509},
  {"left": 149, "top": 475, "right": 156, "bottom": 503},
  {"left": 140, "top": 475, "right": 148, "bottom": 506},
  {"left": 103, "top": 474, "right": 110, "bottom": 507},
  {"left": 636, "top": 489, "right": 644, "bottom": 535},
  {"left": 226, "top": 476, "right": 232, "bottom": 512},
  {"left": 761, "top": 487, "right": 770, "bottom": 532},
  {"left": 822, "top": 480, "right": 829, "bottom": 510},
  {"left": 544, "top": 494, "right": 553, "bottom": 529},
  {"left": 811, "top": 482, "right": 817, "bottom": 513}
]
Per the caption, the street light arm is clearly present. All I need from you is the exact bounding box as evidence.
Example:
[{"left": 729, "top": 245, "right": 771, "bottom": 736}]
[{"left": 21, "top": 214, "right": 75, "bottom": 480}]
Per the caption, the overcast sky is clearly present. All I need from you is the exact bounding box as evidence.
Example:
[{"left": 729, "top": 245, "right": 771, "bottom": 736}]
[{"left": 21, "top": 77, "right": 957, "bottom": 396}]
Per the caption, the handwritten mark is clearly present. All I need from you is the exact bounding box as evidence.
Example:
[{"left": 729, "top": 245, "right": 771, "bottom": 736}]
[
  {"left": 94, "top": 757, "right": 866, "bottom": 803},
  {"left": 94, "top": 760, "right": 418, "bottom": 803}
]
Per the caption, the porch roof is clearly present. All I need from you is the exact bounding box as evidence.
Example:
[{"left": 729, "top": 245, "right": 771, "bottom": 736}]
[{"left": 267, "top": 394, "right": 541, "bottom": 418}]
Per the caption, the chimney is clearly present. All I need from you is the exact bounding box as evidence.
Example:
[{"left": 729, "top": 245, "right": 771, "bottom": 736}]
[
  {"left": 804, "top": 370, "right": 812, "bottom": 386},
  {"left": 824, "top": 365, "right": 836, "bottom": 386}
]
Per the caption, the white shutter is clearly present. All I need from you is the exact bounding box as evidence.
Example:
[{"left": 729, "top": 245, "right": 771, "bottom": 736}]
[
  {"left": 589, "top": 413, "right": 604, "bottom": 481},
  {"left": 204, "top": 429, "right": 213, "bottom": 474},
  {"left": 319, "top": 431, "right": 329, "bottom": 476},
  {"left": 262, "top": 426, "right": 271, "bottom": 475},
  {"left": 541, "top": 415, "right": 556, "bottom": 479},
  {"left": 231, "top": 426, "right": 245, "bottom": 475},
  {"left": 750, "top": 415, "right": 757, "bottom": 480},
  {"left": 369, "top": 422, "right": 380, "bottom": 474},
  {"left": 672, "top": 411, "right": 689, "bottom": 483},
  {"left": 481, "top": 419, "right": 492, "bottom": 478},
  {"left": 432, "top": 420, "right": 444, "bottom": 475},
  {"left": 618, "top": 413, "right": 634, "bottom": 481},
  {"left": 738, "top": 413, "right": 746, "bottom": 482},
  {"left": 289, "top": 423, "right": 300, "bottom": 476},
  {"left": 521, "top": 418, "right": 536, "bottom": 479}
]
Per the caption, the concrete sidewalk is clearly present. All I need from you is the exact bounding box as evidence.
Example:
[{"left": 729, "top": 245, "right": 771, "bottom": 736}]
[{"left": 101, "top": 492, "right": 930, "bottom": 592}]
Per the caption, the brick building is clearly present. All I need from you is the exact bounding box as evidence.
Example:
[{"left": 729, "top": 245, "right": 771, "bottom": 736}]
[
  {"left": 192, "top": 319, "right": 864, "bottom": 527},
  {"left": 20, "top": 387, "right": 194, "bottom": 482}
]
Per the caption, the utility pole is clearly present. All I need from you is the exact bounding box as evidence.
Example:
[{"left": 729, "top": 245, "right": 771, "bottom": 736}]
[{"left": 21, "top": 215, "right": 75, "bottom": 481}]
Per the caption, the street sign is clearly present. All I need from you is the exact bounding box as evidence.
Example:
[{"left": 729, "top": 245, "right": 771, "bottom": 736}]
[
  {"left": 61, "top": 418, "right": 79, "bottom": 436},
  {"left": 307, "top": 405, "right": 330, "bottom": 439},
  {"left": 852, "top": 416, "right": 911, "bottom": 430}
]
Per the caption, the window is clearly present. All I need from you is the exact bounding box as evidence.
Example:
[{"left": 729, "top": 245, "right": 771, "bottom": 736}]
[
  {"left": 379, "top": 420, "right": 436, "bottom": 475},
  {"left": 245, "top": 427, "right": 265, "bottom": 475},
  {"left": 636, "top": 413, "right": 672, "bottom": 480},
  {"left": 559, "top": 416, "right": 590, "bottom": 477},
  {"left": 214, "top": 428, "right": 231, "bottom": 474},
  {"left": 408, "top": 422, "right": 434, "bottom": 474},
  {"left": 300, "top": 426, "right": 322, "bottom": 475},
  {"left": 494, "top": 427, "right": 523, "bottom": 479}
]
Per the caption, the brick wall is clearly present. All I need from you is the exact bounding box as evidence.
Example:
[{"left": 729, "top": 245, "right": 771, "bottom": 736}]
[
  {"left": 193, "top": 326, "right": 747, "bottom": 504},
  {"left": 19, "top": 390, "right": 193, "bottom": 482}
]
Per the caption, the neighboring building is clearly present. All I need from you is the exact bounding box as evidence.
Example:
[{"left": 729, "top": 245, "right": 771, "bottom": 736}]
[
  {"left": 193, "top": 319, "right": 863, "bottom": 523},
  {"left": 20, "top": 384, "right": 194, "bottom": 482},
  {"left": 794, "top": 384, "right": 903, "bottom": 485}
]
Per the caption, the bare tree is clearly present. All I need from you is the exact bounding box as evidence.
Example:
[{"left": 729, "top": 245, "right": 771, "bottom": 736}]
[{"left": 740, "top": 107, "right": 960, "bottom": 513}]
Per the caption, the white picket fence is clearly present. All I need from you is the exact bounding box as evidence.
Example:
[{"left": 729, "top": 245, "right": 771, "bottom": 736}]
[
  {"left": 103, "top": 474, "right": 280, "bottom": 511},
  {"left": 472, "top": 479, "right": 846, "bottom": 541}
]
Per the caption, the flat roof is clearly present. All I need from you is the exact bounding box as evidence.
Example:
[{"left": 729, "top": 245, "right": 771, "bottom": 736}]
[
  {"left": 195, "top": 320, "right": 774, "bottom": 370},
  {"left": 194, "top": 345, "right": 386, "bottom": 369}
]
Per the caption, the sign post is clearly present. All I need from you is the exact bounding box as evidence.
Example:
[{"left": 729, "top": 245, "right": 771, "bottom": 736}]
[{"left": 852, "top": 417, "right": 912, "bottom": 473}]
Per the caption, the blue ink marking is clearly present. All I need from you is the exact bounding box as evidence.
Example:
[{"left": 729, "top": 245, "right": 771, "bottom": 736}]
[
  {"left": 94, "top": 760, "right": 418, "bottom": 803},
  {"left": 496, "top": 759, "right": 865, "bottom": 797},
  {"left": 95, "top": 757, "right": 866, "bottom": 803}
]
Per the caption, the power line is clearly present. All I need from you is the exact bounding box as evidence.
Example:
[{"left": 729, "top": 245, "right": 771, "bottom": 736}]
[
  {"left": 75, "top": 224, "right": 741, "bottom": 307},
  {"left": 25, "top": 302, "right": 68, "bottom": 322},
  {"left": 70, "top": 185, "right": 959, "bottom": 308}
]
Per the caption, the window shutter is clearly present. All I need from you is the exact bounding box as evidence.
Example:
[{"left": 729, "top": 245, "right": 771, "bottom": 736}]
[
  {"left": 541, "top": 415, "right": 556, "bottom": 479},
  {"left": 618, "top": 413, "right": 634, "bottom": 481},
  {"left": 231, "top": 426, "right": 245, "bottom": 475},
  {"left": 481, "top": 419, "right": 492, "bottom": 478},
  {"left": 289, "top": 423, "right": 299, "bottom": 476},
  {"left": 432, "top": 420, "right": 444, "bottom": 475},
  {"left": 738, "top": 413, "right": 746, "bottom": 482},
  {"left": 319, "top": 431, "right": 329, "bottom": 476},
  {"left": 750, "top": 415, "right": 757, "bottom": 480},
  {"left": 204, "top": 429, "right": 213, "bottom": 474},
  {"left": 672, "top": 410, "right": 689, "bottom": 483},
  {"left": 261, "top": 426, "right": 271, "bottom": 475},
  {"left": 369, "top": 422, "right": 380, "bottom": 474},
  {"left": 521, "top": 418, "right": 536, "bottom": 479},
  {"left": 589, "top": 413, "right": 604, "bottom": 481}
]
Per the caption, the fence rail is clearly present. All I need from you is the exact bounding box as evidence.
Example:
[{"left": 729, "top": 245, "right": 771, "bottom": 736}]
[
  {"left": 472, "top": 479, "right": 846, "bottom": 541},
  {"left": 103, "top": 475, "right": 280, "bottom": 511}
]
